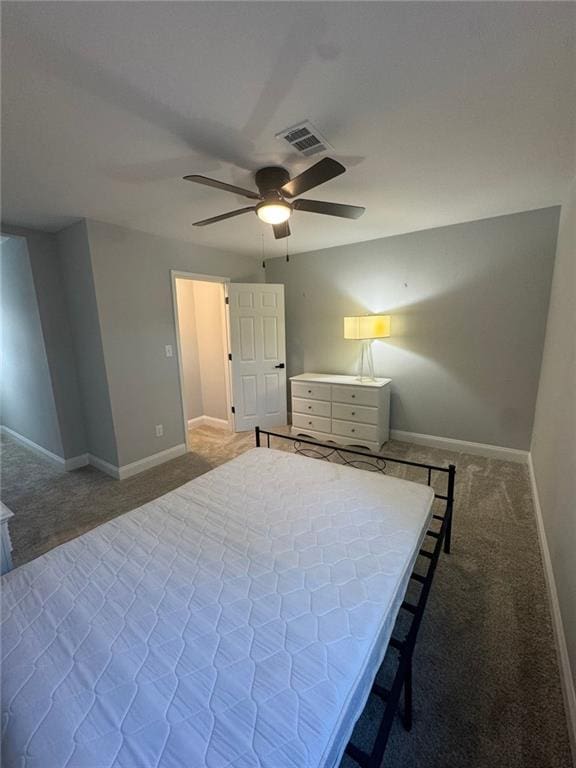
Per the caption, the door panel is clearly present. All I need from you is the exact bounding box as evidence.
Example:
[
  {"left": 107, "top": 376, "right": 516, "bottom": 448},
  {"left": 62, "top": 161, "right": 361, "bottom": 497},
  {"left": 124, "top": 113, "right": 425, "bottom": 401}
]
[
  {"left": 228, "top": 284, "right": 287, "bottom": 431},
  {"left": 263, "top": 317, "right": 278, "bottom": 360},
  {"left": 241, "top": 376, "right": 258, "bottom": 417},
  {"left": 239, "top": 318, "right": 256, "bottom": 361},
  {"left": 237, "top": 290, "right": 254, "bottom": 308},
  {"left": 262, "top": 292, "right": 277, "bottom": 308},
  {"left": 264, "top": 373, "right": 280, "bottom": 413}
]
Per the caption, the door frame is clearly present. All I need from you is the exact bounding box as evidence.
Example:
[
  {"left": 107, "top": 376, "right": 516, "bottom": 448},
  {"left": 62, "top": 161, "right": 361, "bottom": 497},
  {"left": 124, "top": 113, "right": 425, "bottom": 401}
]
[{"left": 170, "top": 271, "right": 234, "bottom": 442}]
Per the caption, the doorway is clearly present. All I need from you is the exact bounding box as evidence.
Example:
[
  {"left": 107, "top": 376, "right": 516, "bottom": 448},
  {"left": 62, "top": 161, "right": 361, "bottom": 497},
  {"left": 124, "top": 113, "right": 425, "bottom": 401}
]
[{"left": 173, "top": 273, "right": 233, "bottom": 448}]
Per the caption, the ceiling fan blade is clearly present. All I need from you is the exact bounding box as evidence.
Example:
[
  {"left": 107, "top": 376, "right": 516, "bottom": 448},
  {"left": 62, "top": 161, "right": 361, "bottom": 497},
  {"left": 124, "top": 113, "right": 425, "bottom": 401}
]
[
  {"left": 193, "top": 207, "right": 256, "bottom": 227},
  {"left": 280, "top": 158, "right": 346, "bottom": 198},
  {"left": 293, "top": 198, "right": 365, "bottom": 219},
  {"left": 184, "top": 175, "right": 261, "bottom": 200},
  {"left": 273, "top": 221, "right": 291, "bottom": 239}
]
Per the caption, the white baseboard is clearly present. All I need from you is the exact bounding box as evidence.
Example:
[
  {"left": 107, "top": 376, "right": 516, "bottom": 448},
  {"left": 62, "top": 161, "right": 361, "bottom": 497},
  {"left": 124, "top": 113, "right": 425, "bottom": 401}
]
[
  {"left": 528, "top": 454, "right": 576, "bottom": 761},
  {"left": 390, "top": 429, "right": 529, "bottom": 463},
  {"left": 88, "top": 454, "right": 121, "bottom": 479},
  {"left": 1, "top": 425, "right": 67, "bottom": 467},
  {"left": 0, "top": 426, "right": 114, "bottom": 474},
  {"left": 88, "top": 444, "right": 187, "bottom": 480},
  {"left": 64, "top": 453, "right": 90, "bottom": 471},
  {"left": 203, "top": 416, "right": 229, "bottom": 430},
  {"left": 188, "top": 415, "right": 230, "bottom": 431},
  {"left": 117, "top": 444, "right": 187, "bottom": 480},
  {"left": 1, "top": 426, "right": 187, "bottom": 481}
]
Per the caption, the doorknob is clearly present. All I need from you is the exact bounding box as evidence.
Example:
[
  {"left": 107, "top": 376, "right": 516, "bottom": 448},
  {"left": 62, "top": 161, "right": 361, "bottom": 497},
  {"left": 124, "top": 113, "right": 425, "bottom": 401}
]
[{"left": 274, "top": 363, "right": 285, "bottom": 369}]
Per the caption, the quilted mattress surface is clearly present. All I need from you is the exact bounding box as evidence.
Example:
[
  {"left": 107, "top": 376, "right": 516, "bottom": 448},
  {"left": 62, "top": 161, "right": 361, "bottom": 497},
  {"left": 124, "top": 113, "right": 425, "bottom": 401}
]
[{"left": 1, "top": 447, "right": 434, "bottom": 768}]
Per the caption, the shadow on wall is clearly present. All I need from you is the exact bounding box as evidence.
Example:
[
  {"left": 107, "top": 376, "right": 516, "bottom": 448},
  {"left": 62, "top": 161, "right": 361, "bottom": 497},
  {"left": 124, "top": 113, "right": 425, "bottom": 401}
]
[
  {"left": 5, "top": 4, "right": 362, "bottom": 188},
  {"left": 378, "top": 256, "right": 546, "bottom": 437}
]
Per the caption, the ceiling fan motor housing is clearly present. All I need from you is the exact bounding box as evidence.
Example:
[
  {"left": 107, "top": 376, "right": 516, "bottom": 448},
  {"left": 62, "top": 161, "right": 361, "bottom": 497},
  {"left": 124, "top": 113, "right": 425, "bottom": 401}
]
[{"left": 254, "top": 166, "right": 290, "bottom": 197}]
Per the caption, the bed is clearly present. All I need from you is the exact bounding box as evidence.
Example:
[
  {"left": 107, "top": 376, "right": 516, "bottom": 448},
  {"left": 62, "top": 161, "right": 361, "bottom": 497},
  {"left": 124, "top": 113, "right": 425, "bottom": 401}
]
[{"left": 1, "top": 430, "right": 455, "bottom": 768}]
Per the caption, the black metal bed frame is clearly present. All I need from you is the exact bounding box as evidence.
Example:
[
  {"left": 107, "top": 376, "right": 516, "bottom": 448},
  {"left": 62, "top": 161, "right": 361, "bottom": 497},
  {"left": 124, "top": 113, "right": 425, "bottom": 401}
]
[{"left": 255, "top": 427, "right": 456, "bottom": 768}]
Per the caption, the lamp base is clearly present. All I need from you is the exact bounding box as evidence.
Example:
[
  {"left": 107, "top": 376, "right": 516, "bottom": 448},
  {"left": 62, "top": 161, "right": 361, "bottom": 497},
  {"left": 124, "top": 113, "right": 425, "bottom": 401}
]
[{"left": 357, "top": 340, "right": 376, "bottom": 382}]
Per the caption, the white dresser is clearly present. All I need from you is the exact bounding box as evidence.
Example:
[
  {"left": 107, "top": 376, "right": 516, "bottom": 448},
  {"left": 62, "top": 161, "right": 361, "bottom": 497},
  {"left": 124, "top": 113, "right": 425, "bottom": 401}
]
[{"left": 290, "top": 373, "right": 391, "bottom": 451}]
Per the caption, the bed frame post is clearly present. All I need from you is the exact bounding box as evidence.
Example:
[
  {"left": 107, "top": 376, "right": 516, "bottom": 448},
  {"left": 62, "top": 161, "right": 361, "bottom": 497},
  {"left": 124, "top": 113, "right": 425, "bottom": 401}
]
[
  {"left": 403, "top": 656, "right": 413, "bottom": 731},
  {"left": 445, "top": 464, "right": 456, "bottom": 554},
  {"left": 255, "top": 426, "right": 261, "bottom": 447}
]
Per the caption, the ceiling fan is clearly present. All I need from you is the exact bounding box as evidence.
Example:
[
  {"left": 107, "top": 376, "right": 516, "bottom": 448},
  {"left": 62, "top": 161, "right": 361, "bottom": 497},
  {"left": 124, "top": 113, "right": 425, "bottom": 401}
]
[{"left": 183, "top": 158, "right": 365, "bottom": 239}]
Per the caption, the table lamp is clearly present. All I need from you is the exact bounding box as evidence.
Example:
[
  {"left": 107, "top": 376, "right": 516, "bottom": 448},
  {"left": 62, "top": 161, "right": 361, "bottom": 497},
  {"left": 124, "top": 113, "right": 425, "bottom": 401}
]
[{"left": 344, "top": 315, "right": 391, "bottom": 381}]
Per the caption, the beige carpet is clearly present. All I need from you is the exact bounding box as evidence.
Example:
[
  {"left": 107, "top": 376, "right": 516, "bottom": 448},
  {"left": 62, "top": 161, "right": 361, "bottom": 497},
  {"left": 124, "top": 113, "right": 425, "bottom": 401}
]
[{"left": 1, "top": 427, "right": 573, "bottom": 767}]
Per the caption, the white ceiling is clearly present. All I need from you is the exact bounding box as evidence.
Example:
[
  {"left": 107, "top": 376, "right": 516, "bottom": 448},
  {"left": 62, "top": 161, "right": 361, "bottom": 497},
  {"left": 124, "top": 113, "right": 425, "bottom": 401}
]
[{"left": 2, "top": 2, "right": 575, "bottom": 258}]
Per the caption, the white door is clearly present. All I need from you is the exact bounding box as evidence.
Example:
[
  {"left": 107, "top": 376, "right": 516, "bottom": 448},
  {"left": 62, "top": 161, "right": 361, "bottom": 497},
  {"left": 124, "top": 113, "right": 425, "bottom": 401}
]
[{"left": 228, "top": 283, "right": 287, "bottom": 431}]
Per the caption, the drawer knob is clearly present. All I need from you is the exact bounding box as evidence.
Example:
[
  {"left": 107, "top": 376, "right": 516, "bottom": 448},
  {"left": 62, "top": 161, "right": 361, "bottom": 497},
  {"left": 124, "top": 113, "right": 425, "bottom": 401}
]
[
  {"left": 308, "top": 405, "right": 312, "bottom": 410},
  {"left": 308, "top": 421, "right": 312, "bottom": 425},
  {"left": 351, "top": 411, "right": 355, "bottom": 416},
  {"left": 351, "top": 394, "right": 356, "bottom": 399},
  {"left": 308, "top": 389, "right": 312, "bottom": 393},
  {"left": 351, "top": 428, "right": 355, "bottom": 433}
]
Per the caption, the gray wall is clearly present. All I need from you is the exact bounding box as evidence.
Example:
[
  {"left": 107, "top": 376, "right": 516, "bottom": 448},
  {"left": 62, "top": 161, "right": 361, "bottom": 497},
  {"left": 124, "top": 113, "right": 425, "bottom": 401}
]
[
  {"left": 531, "top": 182, "right": 576, "bottom": 691},
  {"left": 57, "top": 220, "right": 119, "bottom": 465},
  {"left": 0, "top": 234, "right": 64, "bottom": 457},
  {"left": 86, "top": 219, "right": 263, "bottom": 466},
  {"left": 266, "top": 207, "right": 560, "bottom": 450},
  {"left": 24, "top": 229, "right": 87, "bottom": 458}
]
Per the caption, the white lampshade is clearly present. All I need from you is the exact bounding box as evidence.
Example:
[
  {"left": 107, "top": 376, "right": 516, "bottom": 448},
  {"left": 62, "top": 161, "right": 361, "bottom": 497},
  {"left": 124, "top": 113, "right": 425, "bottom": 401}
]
[{"left": 344, "top": 315, "right": 391, "bottom": 340}]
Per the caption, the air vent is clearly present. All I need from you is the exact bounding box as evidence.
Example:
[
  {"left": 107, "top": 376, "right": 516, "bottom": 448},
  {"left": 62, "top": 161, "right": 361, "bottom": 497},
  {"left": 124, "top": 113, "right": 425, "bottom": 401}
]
[{"left": 275, "top": 120, "right": 333, "bottom": 157}]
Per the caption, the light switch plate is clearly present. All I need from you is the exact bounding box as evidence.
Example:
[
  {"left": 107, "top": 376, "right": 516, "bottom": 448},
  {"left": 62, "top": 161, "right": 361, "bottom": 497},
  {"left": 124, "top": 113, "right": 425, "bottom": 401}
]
[{"left": 165, "top": 345, "right": 173, "bottom": 357}]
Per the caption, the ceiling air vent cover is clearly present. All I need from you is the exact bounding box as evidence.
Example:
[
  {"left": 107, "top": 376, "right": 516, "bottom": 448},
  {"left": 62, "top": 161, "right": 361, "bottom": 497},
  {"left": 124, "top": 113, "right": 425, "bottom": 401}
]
[{"left": 275, "top": 120, "right": 333, "bottom": 157}]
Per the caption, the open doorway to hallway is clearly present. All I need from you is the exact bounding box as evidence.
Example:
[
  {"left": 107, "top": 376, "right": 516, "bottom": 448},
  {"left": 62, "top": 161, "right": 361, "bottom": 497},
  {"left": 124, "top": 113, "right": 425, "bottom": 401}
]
[{"left": 173, "top": 274, "right": 232, "bottom": 450}]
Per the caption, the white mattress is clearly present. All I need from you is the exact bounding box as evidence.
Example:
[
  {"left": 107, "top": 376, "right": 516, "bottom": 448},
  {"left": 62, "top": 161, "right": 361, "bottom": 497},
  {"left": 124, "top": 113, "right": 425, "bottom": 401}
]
[{"left": 1, "top": 448, "right": 434, "bottom": 768}]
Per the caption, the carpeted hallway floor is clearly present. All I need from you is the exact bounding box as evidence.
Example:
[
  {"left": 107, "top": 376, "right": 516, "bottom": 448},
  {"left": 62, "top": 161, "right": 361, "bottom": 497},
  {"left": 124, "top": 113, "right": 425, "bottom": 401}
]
[{"left": 1, "top": 427, "right": 573, "bottom": 768}]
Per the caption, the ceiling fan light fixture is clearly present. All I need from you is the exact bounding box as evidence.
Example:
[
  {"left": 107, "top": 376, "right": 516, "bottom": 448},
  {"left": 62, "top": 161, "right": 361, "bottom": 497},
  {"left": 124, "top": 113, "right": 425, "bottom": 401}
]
[
  {"left": 256, "top": 201, "right": 291, "bottom": 225},
  {"left": 187, "top": 158, "right": 364, "bottom": 234}
]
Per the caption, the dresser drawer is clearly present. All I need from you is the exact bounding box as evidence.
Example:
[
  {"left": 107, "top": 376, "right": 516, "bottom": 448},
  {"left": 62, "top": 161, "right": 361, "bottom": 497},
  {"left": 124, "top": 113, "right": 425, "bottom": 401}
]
[
  {"left": 331, "top": 385, "right": 379, "bottom": 407},
  {"left": 293, "top": 397, "right": 331, "bottom": 418},
  {"left": 332, "top": 419, "right": 378, "bottom": 442},
  {"left": 292, "top": 413, "right": 331, "bottom": 433},
  {"left": 332, "top": 402, "right": 378, "bottom": 425},
  {"left": 291, "top": 381, "right": 331, "bottom": 401}
]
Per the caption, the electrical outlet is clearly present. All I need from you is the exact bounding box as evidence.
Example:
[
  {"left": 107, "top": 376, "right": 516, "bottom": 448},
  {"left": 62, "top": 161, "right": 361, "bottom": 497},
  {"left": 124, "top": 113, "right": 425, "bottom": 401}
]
[
  {"left": 155, "top": 424, "right": 164, "bottom": 437},
  {"left": 165, "top": 345, "right": 173, "bottom": 358}
]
